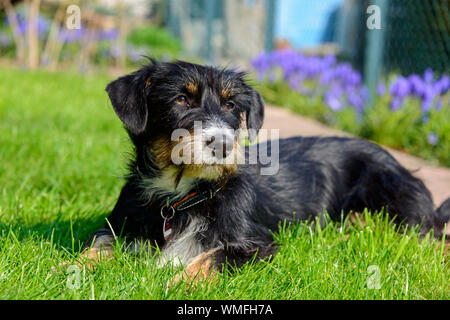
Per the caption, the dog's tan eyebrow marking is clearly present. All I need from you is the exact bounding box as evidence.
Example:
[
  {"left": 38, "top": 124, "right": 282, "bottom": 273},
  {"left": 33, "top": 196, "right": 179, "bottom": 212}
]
[
  {"left": 221, "top": 86, "right": 233, "bottom": 99},
  {"left": 221, "top": 81, "right": 238, "bottom": 99},
  {"left": 145, "top": 77, "right": 151, "bottom": 88},
  {"left": 221, "top": 89, "right": 231, "bottom": 99},
  {"left": 186, "top": 82, "right": 198, "bottom": 95}
]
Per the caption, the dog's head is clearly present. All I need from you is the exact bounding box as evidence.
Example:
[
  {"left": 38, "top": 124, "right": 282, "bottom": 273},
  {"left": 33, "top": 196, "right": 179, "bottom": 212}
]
[{"left": 106, "top": 60, "right": 264, "bottom": 182}]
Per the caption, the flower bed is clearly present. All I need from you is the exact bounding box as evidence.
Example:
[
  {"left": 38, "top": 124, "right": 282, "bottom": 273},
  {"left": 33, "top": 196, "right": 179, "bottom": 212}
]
[
  {"left": 252, "top": 50, "right": 450, "bottom": 166},
  {"left": 0, "top": 11, "right": 181, "bottom": 68}
]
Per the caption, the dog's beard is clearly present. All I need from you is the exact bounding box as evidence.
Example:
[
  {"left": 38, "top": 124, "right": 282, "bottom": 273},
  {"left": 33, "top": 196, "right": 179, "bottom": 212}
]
[
  {"left": 173, "top": 134, "right": 242, "bottom": 182},
  {"left": 151, "top": 134, "right": 242, "bottom": 184}
]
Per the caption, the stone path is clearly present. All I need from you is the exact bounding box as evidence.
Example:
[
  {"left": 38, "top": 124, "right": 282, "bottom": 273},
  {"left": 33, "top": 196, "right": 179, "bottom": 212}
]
[{"left": 262, "top": 105, "right": 450, "bottom": 207}]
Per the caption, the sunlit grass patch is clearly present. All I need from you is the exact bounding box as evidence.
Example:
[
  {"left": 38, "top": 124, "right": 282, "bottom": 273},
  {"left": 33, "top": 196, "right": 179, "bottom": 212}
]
[{"left": 0, "top": 68, "right": 448, "bottom": 300}]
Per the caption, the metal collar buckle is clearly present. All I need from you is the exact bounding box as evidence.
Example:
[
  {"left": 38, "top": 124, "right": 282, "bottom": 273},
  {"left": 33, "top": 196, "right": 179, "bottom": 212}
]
[{"left": 160, "top": 199, "right": 176, "bottom": 220}]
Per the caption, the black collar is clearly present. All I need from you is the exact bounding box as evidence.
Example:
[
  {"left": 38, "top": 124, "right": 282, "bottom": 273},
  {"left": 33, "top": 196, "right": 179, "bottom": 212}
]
[{"left": 160, "top": 185, "right": 224, "bottom": 220}]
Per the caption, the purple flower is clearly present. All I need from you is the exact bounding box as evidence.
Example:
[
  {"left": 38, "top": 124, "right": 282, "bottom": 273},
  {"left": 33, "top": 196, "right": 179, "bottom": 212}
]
[
  {"left": 98, "top": 29, "right": 118, "bottom": 41},
  {"left": 346, "top": 87, "right": 365, "bottom": 111},
  {"left": 361, "top": 86, "right": 370, "bottom": 102},
  {"left": 421, "top": 98, "right": 433, "bottom": 112},
  {"left": 251, "top": 52, "right": 272, "bottom": 80},
  {"left": 325, "top": 85, "right": 343, "bottom": 111},
  {"left": 422, "top": 85, "right": 436, "bottom": 105},
  {"left": 421, "top": 115, "right": 430, "bottom": 124},
  {"left": 408, "top": 74, "right": 425, "bottom": 97},
  {"left": 334, "top": 63, "right": 353, "bottom": 83},
  {"left": 6, "top": 13, "right": 50, "bottom": 38},
  {"left": 424, "top": 68, "right": 434, "bottom": 83},
  {"left": 390, "top": 98, "right": 403, "bottom": 111},
  {"left": 344, "top": 71, "right": 362, "bottom": 87},
  {"left": 325, "top": 94, "right": 342, "bottom": 111},
  {"left": 268, "top": 71, "right": 277, "bottom": 83},
  {"left": 377, "top": 83, "right": 385, "bottom": 96},
  {"left": 322, "top": 55, "right": 337, "bottom": 68},
  {"left": 59, "top": 27, "right": 85, "bottom": 43},
  {"left": 251, "top": 50, "right": 366, "bottom": 111},
  {"left": 427, "top": 133, "right": 439, "bottom": 146},
  {"left": 289, "top": 75, "right": 302, "bottom": 90},
  {"left": 433, "top": 75, "right": 450, "bottom": 95},
  {"left": 319, "top": 69, "right": 335, "bottom": 86},
  {"left": 390, "top": 76, "right": 410, "bottom": 99}
]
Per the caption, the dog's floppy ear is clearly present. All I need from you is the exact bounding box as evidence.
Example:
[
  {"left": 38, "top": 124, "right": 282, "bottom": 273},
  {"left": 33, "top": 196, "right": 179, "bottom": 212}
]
[
  {"left": 106, "top": 69, "right": 151, "bottom": 135},
  {"left": 246, "top": 90, "right": 265, "bottom": 142}
]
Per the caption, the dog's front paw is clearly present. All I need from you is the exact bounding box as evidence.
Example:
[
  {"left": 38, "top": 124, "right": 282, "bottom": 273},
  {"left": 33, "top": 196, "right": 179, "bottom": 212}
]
[
  {"left": 52, "top": 246, "right": 115, "bottom": 273},
  {"left": 52, "top": 232, "right": 116, "bottom": 273},
  {"left": 169, "top": 250, "right": 218, "bottom": 289}
]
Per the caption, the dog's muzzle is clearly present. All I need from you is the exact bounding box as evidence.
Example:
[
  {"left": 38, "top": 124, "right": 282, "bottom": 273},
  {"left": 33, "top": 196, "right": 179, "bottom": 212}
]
[
  {"left": 204, "top": 133, "right": 235, "bottom": 160},
  {"left": 197, "top": 120, "right": 239, "bottom": 164}
]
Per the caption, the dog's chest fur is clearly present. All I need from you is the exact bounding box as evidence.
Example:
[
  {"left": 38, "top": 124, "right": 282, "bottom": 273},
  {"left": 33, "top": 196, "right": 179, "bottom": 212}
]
[
  {"left": 140, "top": 170, "right": 208, "bottom": 267},
  {"left": 140, "top": 168, "right": 197, "bottom": 202},
  {"left": 157, "top": 215, "right": 208, "bottom": 267}
]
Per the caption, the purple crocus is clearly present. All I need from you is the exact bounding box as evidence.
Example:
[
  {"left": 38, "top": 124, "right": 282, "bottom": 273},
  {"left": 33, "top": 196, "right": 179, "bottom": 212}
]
[
  {"left": 421, "top": 98, "right": 433, "bottom": 112},
  {"left": 346, "top": 87, "right": 365, "bottom": 111},
  {"left": 98, "top": 29, "right": 119, "bottom": 41},
  {"left": 251, "top": 49, "right": 371, "bottom": 113},
  {"left": 325, "top": 85, "right": 343, "bottom": 111},
  {"left": 268, "top": 71, "right": 277, "bottom": 83},
  {"left": 433, "top": 75, "right": 450, "bottom": 95},
  {"left": 325, "top": 93, "right": 342, "bottom": 111},
  {"left": 377, "top": 83, "right": 385, "bottom": 96},
  {"left": 390, "top": 97, "right": 403, "bottom": 111},
  {"left": 408, "top": 74, "right": 425, "bottom": 97},
  {"left": 319, "top": 69, "right": 335, "bottom": 86},
  {"left": 421, "top": 85, "right": 436, "bottom": 111},
  {"left": 390, "top": 76, "right": 410, "bottom": 99},
  {"left": 289, "top": 75, "right": 302, "bottom": 91},
  {"left": 6, "top": 13, "right": 50, "bottom": 38},
  {"left": 427, "top": 133, "right": 439, "bottom": 146},
  {"left": 424, "top": 68, "right": 434, "bottom": 83},
  {"left": 59, "top": 26, "right": 85, "bottom": 43}
]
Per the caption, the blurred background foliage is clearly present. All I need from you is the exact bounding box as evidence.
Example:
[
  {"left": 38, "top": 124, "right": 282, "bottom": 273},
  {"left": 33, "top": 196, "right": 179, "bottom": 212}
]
[
  {"left": 0, "top": 0, "right": 449, "bottom": 166},
  {"left": 0, "top": 0, "right": 183, "bottom": 70},
  {"left": 127, "top": 26, "right": 182, "bottom": 59}
]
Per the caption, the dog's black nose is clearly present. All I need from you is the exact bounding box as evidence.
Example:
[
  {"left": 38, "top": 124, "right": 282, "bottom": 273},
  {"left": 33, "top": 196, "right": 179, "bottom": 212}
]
[{"left": 205, "top": 134, "right": 234, "bottom": 159}]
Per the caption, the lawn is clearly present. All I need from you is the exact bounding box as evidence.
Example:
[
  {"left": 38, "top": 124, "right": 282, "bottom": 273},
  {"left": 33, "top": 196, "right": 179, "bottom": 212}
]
[{"left": 0, "top": 68, "right": 448, "bottom": 300}]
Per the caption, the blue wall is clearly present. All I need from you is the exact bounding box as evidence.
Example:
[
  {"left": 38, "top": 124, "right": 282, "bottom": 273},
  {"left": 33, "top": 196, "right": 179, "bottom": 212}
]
[{"left": 275, "top": 0, "right": 343, "bottom": 48}]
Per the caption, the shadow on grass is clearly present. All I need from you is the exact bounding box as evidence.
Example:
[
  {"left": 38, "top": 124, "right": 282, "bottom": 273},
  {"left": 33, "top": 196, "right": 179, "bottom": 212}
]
[{"left": 0, "top": 212, "right": 110, "bottom": 253}]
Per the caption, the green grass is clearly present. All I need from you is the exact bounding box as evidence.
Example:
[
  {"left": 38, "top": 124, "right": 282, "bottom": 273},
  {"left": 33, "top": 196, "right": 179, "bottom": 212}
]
[
  {"left": 127, "top": 26, "right": 183, "bottom": 59},
  {"left": 0, "top": 68, "right": 448, "bottom": 300}
]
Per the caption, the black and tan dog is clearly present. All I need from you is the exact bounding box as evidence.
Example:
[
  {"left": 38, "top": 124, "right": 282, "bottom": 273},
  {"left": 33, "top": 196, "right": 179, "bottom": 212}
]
[{"left": 81, "top": 60, "right": 450, "bottom": 283}]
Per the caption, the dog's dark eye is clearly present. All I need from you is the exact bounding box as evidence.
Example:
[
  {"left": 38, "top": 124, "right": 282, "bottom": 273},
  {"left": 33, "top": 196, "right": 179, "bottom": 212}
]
[
  {"left": 224, "top": 102, "right": 235, "bottom": 110},
  {"left": 176, "top": 95, "right": 189, "bottom": 106}
]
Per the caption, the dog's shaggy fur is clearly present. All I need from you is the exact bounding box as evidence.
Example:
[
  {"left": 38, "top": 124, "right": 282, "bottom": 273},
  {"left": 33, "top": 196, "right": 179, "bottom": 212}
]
[{"left": 84, "top": 60, "right": 449, "bottom": 282}]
